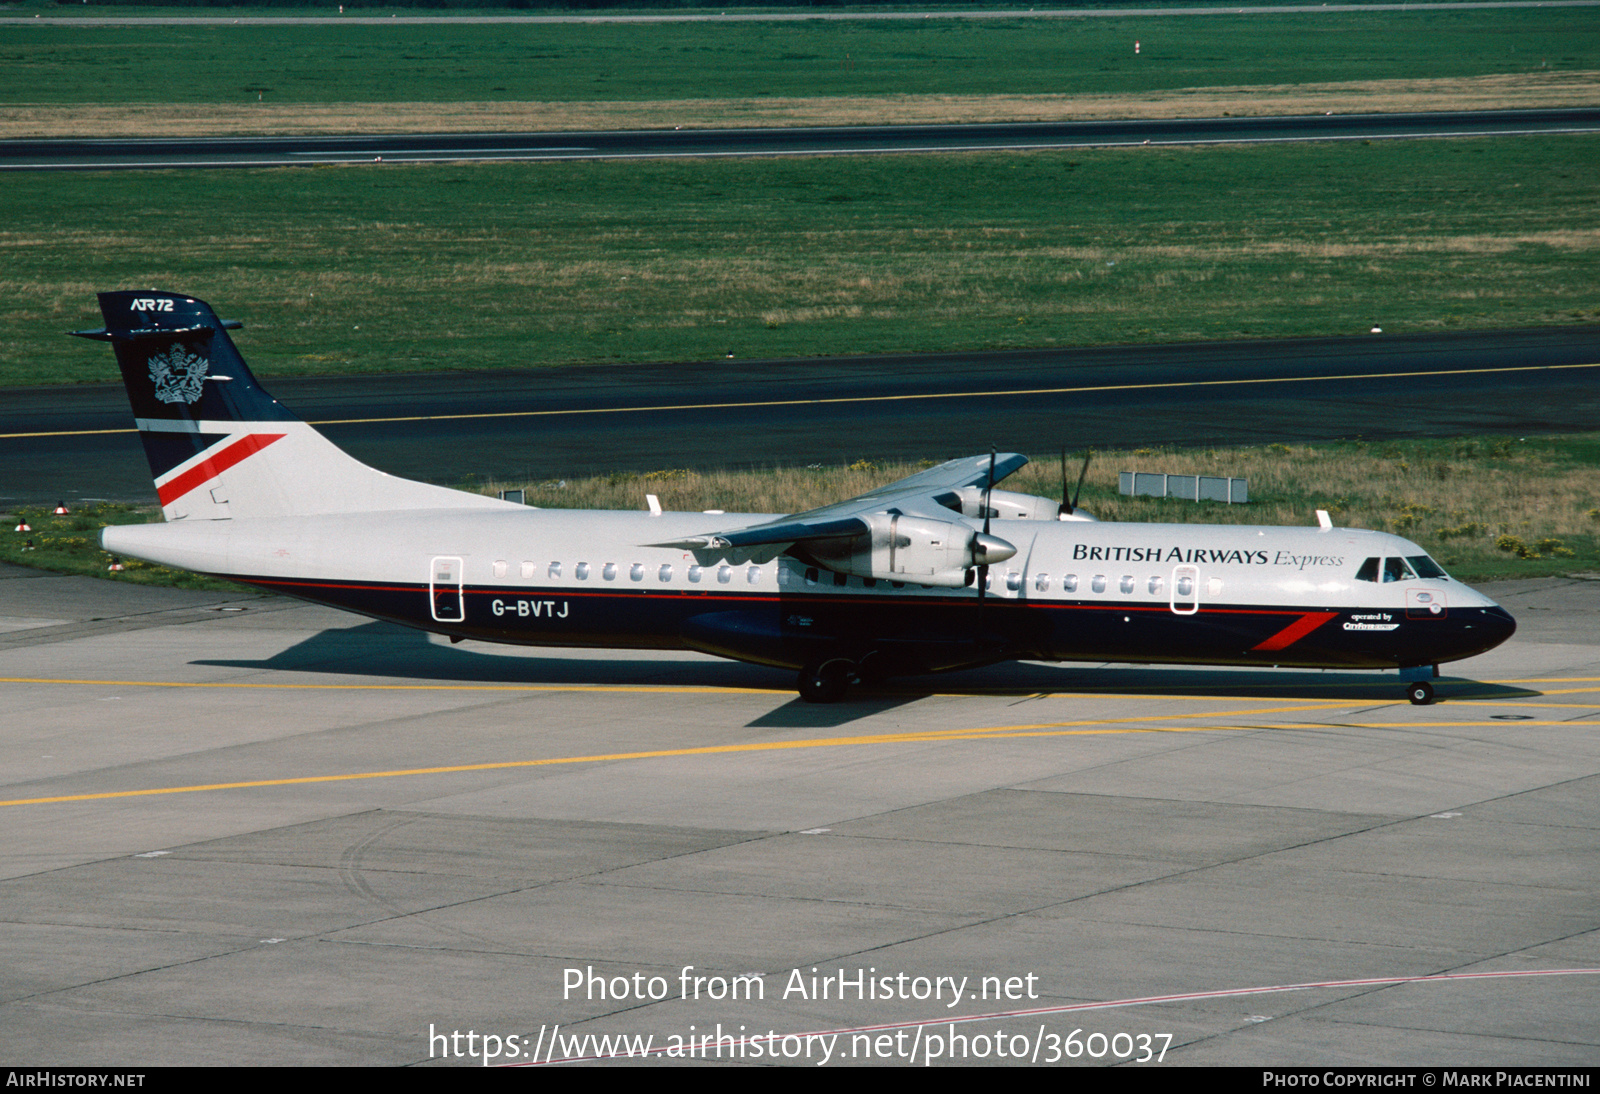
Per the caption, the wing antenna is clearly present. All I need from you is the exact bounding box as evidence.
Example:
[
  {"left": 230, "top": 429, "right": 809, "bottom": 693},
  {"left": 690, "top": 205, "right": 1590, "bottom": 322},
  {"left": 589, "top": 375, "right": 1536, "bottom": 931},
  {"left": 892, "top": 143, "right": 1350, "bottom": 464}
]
[{"left": 1060, "top": 448, "right": 1092, "bottom": 518}]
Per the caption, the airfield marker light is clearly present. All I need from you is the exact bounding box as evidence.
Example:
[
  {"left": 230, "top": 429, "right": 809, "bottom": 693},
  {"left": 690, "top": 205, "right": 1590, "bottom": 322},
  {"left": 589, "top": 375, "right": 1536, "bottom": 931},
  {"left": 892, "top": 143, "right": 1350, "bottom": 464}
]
[
  {"left": 14, "top": 519, "right": 30, "bottom": 532},
  {"left": 108, "top": 558, "right": 125, "bottom": 572},
  {"left": 1371, "top": 326, "right": 1383, "bottom": 333},
  {"left": 23, "top": 539, "right": 35, "bottom": 551},
  {"left": 1135, "top": 40, "right": 1141, "bottom": 54},
  {"left": 53, "top": 501, "right": 69, "bottom": 515}
]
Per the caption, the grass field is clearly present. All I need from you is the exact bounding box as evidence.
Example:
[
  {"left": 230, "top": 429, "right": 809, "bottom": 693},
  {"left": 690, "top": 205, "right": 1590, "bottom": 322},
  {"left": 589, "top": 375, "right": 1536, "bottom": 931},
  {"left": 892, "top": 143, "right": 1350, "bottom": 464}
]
[
  {"left": 6, "top": 135, "right": 1596, "bottom": 386},
  {"left": 6, "top": 432, "right": 1596, "bottom": 587},
  {"left": 2, "top": 9, "right": 1594, "bottom": 113}
]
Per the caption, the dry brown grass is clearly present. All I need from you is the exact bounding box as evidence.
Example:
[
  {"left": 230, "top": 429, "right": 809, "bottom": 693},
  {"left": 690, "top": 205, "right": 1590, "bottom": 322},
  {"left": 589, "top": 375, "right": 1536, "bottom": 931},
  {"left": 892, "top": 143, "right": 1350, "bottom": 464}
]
[
  {"left": 477, "top": 437, "right": 1600, "bottom": 580},
  {"left": 482, "top": 460, "right": 924, "bottom": 518},
  {"left": 7, "top": 72, "right": 1597, "bottom": 139}
]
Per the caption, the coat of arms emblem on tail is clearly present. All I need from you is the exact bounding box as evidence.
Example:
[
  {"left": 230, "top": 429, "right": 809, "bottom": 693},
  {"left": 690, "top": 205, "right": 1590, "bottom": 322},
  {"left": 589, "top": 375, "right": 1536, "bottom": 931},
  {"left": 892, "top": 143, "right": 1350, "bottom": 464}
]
[{"left": 147, "top": 346, "right": 208, "bottom": 404}]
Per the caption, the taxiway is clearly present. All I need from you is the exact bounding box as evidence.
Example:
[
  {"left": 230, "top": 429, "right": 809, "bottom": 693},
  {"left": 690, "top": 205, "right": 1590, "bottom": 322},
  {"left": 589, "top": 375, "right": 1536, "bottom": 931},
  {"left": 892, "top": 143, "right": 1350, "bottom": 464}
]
[{"left": 1, "top": 561, "right": 1595, "bottom": 1065}]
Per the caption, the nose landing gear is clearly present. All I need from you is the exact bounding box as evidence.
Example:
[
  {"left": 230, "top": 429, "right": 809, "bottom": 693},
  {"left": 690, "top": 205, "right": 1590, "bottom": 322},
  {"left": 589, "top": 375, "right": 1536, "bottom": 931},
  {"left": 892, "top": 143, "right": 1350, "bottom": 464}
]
[{"left": 1402, "top": 664, "right": 1440, "bottom": 705}]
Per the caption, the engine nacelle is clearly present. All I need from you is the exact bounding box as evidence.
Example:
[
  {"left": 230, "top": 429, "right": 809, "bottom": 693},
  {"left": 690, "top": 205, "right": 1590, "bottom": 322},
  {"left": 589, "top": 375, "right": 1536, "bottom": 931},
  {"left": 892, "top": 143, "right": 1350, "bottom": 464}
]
[
  {"left": 804, "top": 512, "right": 1015, "bottom": 588},
  {"left": 938, "top": 486, "right": 1092, "bottom": 521}
]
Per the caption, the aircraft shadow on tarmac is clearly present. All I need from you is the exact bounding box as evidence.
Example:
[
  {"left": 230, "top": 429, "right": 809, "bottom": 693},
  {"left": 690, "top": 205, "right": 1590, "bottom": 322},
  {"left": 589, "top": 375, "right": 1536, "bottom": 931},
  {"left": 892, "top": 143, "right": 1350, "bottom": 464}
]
[{"left": 192, "top": 620, "right": 1538, "bottom": 728}]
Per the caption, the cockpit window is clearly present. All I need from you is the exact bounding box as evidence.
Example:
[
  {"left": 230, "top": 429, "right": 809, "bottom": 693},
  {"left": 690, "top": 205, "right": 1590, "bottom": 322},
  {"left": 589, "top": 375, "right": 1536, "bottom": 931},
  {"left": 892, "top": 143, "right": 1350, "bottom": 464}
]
[
  {"left": 1407, "top": 555, "right": 1449, "bottom": 580},
  {"left": 1356, "top": 557, "right": 1380, "bottom": 583},
  {"left": 1382, "top": 557, "right": 1416, "bottom": 582}
]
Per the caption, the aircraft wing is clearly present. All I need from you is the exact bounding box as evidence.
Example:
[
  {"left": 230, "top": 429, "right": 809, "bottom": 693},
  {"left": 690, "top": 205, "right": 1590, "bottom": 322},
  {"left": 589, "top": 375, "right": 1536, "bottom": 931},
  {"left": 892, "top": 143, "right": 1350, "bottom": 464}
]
[
  {"left": 812, "top": 452, "right": 1030, "bottom": 514},
  {"left": 648, "top": 455, "right": 1025, "bottom": 587},
  {"left": 651, "top": 453, "right": 1027, "bottom": 551}
]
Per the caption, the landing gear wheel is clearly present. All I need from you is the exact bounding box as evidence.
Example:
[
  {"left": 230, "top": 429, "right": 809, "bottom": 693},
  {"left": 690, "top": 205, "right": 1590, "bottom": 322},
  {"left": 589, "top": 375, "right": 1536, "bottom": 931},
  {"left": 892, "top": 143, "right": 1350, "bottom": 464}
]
[
  {"left": 1407, "top": 681, "right": 1435, "bottom": 706},
  {"left": 799, "top": 658, "right": 853, "bottom": 704}
]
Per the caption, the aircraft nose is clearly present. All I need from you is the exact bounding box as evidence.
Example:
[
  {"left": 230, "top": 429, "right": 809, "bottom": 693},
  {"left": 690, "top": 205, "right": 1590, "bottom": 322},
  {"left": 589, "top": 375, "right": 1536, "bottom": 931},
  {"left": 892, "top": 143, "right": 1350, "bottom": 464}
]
[
  {"left": 1482, "top": 605, "right": 1517, "bottom": 646},
  {"left": 1450, "top": 604, "right": 1517, "bottom": 660}
]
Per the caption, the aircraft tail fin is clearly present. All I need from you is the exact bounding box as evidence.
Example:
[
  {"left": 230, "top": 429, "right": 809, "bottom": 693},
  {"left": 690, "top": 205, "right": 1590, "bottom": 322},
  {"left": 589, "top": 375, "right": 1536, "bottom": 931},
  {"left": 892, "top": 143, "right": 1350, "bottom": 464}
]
[{"left": 75, "top": 291, "right": 509, "bottom": 521}]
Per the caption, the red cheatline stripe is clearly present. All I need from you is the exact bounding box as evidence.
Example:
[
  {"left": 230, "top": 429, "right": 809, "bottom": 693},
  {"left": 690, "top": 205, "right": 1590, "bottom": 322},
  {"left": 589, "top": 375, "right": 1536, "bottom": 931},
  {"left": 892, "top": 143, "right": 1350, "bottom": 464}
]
[
  {"left": 155, "top": 433, "right": 285, "bottom": 506},
  {"left": 1251, "top": 610, "right": 1340, "bottom": 652}
]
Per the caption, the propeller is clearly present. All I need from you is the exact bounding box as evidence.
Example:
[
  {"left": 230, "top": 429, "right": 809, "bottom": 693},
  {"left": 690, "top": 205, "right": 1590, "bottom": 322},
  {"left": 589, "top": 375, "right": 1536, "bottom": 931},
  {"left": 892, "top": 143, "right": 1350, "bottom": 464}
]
[
  {"left": 1059, "top": 448, "right": 1092, "bottom": 518},
  {"left": 975, "top": 448, "right": 996, "bottom": 607}
]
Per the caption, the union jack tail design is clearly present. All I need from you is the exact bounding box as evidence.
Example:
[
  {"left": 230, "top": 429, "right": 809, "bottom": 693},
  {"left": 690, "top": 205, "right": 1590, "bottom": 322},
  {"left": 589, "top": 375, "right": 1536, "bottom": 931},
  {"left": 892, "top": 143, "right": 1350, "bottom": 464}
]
[{"left": 75, "top": 290, "right": 506, "bottom": 521}]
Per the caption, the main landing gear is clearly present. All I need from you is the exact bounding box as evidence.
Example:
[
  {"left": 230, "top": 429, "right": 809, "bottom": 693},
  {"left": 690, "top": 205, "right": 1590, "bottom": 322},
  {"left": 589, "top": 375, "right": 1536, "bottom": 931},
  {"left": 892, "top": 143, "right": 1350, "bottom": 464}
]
[
  {"left": 799, "top": 658, "right": 854, "bottom": 704},
  {"left": 797, "top": 653, "right": 887, "bottom": 703}
]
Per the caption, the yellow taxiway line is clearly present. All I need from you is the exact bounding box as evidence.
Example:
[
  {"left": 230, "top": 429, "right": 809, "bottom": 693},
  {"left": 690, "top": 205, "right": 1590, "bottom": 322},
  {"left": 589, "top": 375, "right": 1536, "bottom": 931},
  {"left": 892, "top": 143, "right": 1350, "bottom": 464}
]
[
  {"left": 1, "top": 712, "right": 1591, "bottom": 809},
  {"left": 6, "top": 361, "right": 1598, "bottom": 439},
  {"left": 0, "top": 722, "right": 1302, "bottom": 808}
]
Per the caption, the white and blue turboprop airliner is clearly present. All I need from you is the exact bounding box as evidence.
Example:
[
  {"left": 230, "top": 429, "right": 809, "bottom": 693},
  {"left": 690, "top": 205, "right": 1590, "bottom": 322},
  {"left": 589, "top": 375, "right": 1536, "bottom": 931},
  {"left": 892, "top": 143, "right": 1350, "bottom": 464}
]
[{"left": 80, "top": 290, "right": 1515, "bottom": 704}]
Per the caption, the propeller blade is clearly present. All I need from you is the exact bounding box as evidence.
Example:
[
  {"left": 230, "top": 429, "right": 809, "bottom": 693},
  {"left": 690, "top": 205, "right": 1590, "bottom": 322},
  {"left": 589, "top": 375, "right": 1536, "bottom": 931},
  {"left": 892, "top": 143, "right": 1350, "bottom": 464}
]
[
  {"left": 983, "top": 448, "right": 996, "bottom": 536},
  {"left": 978, "top": 448, "right": 996, "bottom": 607}
]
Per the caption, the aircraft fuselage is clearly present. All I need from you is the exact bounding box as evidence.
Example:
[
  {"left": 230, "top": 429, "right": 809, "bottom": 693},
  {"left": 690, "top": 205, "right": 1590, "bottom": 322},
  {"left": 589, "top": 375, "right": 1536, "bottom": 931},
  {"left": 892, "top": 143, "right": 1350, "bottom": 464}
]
[{"left": 104, "top": 509, "right": 1515, "bottom": 678}]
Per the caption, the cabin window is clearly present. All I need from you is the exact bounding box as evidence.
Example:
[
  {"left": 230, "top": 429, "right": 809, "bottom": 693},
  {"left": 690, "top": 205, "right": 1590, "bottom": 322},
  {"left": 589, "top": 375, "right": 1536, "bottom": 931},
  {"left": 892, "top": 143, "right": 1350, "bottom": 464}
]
[
  {"left": 1176, "top": 574, "right": 1195, "bottom": 598},
  {"left": 521, "top": 561, "right": 536, "bottom": 580},
  {"left": 717, "top": 565, "right": 732, "bottom": 584},
  {"left": 747, "top": 565, "right": 762, "bottom": 584},
  {"left": 630, "top": 563, "right": 645, "bottom": 582},
  {"left": 1063, "top": 574, "right": 1079, "bottom": 593},
  {"left": 547, "top": 561, "right": 560, "bottom": 580},
  {"left": 1091, "top": 574, "right": 1106, "bottom": 593},
  {"left": 864, "top": 577, "right": 877, "bottom": 588},
  {"left": 603, "top": 563, "right": 617, "bottom": 581},
  {"left": 575, "top": 562, "right": 590, "bottom": 581},
  {"left": 892, "top": 581, "right": 905, "bottom": 589},
  {"left": 1148, "top": 575, "right": 1163, "bottom": 595},
  {"left": 658, "top": 564, "right": 673, "bottom": 582},
  {"left": 688, "top": 565, "right": 702, "bottom": 583},
  {"left": 1207, "top": 577, "right": 1223, "bottom": 597},
  {"left": 805, "top": 567, "right": 818, "bottom": 586},
  {"left": 1006, "top": 572, "right": 1022, "bottom": 592},
  {"left": 492, "top": 560, "right": 507, "bottom": 579},
  {"left": 833, "top": 571, "right": 848, "bottom": 587},
  {"left": 1356, "top": 557, "right": 1380, "bottom": 582},
  {"left": 1120, "top": 575, "right": 1135, "bottom": 594},
  {"left": 1034, "top": 573, "right": 1050, "bottom": 592}
]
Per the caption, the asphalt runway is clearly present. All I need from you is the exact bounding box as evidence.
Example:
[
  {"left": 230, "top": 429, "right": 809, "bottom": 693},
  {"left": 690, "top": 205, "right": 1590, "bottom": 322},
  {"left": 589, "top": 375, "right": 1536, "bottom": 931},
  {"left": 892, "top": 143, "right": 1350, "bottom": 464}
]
[
  {"left": 5, "top": 325, "right": 1598, "bottom": 508},
  {"left": 1, "top": 561, "right": 1595, "bottom": 1066},
  {"left": 5, "top": 110, "right": 1598, "bottom": 170}
]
